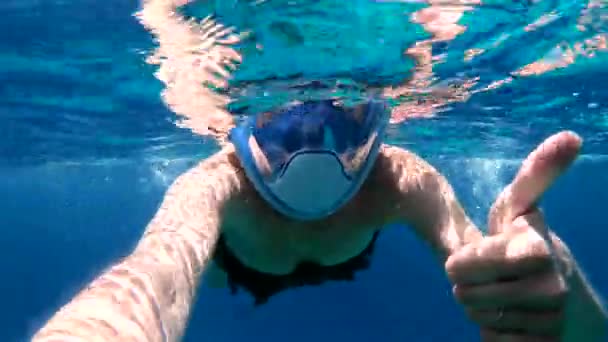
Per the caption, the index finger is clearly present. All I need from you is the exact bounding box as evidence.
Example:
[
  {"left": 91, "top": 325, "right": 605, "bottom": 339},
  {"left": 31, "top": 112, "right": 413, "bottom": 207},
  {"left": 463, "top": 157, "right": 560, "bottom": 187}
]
[{"left": 489, "top": 131, "right": 581, "bottom": 235}]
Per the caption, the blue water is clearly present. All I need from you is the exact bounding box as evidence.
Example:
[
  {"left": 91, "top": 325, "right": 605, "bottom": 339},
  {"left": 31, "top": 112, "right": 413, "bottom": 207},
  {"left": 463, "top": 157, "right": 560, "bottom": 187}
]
[{"left": 1, "top": 0, "right": 607, "bottom": 341}]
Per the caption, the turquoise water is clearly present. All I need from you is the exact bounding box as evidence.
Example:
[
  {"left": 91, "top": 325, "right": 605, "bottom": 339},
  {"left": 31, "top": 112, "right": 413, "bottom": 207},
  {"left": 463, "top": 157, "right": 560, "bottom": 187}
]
[{"left": 1, "top": 0, "right": 607, "bottom": 341}]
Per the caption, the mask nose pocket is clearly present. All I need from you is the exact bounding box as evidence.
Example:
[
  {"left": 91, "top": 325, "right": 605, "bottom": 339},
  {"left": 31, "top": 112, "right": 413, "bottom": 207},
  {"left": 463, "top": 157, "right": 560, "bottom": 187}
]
[{"left": 268, "top": 151, "right": 352, "bottom": 213}]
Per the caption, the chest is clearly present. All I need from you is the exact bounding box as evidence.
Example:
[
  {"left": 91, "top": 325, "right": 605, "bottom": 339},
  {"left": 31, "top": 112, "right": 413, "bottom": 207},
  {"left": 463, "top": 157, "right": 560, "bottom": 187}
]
[{"left": 218, "top": 184, "right": 390, "bottom": 275}]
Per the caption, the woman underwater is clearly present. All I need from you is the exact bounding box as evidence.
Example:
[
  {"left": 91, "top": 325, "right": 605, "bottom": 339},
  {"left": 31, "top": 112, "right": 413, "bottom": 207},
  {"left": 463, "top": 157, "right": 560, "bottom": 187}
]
[{"left": 33, "top": 0, "right": 607, "bottom": 341}]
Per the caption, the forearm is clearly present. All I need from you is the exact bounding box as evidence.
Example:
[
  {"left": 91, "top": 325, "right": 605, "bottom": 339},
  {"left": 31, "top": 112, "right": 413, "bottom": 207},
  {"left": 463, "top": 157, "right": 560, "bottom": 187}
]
[
  {"left": 33, "top": 149, "right": 243, "bottom": 342},
  {"left": 32, "top": 233, "right": 217, "bottom": 342},
  {"left": 563, "top": 260, "right": 608, "bottom": 341}
]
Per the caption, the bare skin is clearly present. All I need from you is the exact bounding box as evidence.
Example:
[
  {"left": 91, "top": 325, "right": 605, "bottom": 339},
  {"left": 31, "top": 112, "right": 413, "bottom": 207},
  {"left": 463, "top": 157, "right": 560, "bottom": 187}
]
[
  {"left": 219, "top": 144, "right": 481, "bottom": 276},
  {"left": 32, "top": 2, "right": 606, "bottom": 342},
  {"left": 31, "top": 143, "right": 481, "bottom": 342},
  {"left": 32, "top": 132, "right": 607, "bottom": 342}
]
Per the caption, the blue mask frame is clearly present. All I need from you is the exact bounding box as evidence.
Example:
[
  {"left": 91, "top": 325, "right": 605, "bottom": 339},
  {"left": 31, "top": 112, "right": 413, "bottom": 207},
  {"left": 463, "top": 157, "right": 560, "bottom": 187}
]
[{"left": 229, "top": 99, "right": 389, "bottom": 221}]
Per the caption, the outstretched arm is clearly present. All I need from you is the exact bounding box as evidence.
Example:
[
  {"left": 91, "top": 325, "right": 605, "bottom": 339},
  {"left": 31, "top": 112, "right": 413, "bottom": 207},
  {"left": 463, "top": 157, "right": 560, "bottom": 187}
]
[{"left": 32, "top": 147, "right": 245, "bottom": 342}]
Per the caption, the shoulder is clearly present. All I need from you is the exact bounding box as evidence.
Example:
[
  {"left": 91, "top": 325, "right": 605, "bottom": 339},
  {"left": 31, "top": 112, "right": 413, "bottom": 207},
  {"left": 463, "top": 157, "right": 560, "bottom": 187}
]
[
  {"left": 144, "top": 145, "right": 249, "bottom": 237},
  {"left": 371, "top": 144, "right": 447, "bottom": 195},
  {"left": 366, "top": 144, "right": 461, "bottom": 226},
  {"left": 175, "top": 145, "right": 245, "bottom": 188},
  {"left": 160, "top": 145, "right": 249, "bottom": 212}
]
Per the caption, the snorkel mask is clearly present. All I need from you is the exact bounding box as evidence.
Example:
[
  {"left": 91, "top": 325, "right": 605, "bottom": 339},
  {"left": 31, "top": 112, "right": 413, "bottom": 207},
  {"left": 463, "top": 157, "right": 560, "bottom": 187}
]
[{"left": 229, "top": 98, "right": 390, "bottom": 221}]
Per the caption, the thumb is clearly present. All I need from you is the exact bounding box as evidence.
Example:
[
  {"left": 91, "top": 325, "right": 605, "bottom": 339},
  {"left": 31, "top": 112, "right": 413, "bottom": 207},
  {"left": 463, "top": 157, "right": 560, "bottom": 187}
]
[{"left": 489, "top": 131, "right": 581, "bottom": 235}]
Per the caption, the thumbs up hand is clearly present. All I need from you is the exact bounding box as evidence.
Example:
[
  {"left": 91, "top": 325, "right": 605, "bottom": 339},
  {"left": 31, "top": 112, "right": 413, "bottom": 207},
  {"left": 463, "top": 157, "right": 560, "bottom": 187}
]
[{"left": 445, "top": 131, "right": 606, "bottom": 341}]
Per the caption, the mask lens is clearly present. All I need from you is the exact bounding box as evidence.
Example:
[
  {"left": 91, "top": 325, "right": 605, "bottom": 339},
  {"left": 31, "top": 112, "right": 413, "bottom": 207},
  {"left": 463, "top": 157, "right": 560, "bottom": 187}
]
[{"left": 249, "top": 99, "right": 387, "bottom": 182}]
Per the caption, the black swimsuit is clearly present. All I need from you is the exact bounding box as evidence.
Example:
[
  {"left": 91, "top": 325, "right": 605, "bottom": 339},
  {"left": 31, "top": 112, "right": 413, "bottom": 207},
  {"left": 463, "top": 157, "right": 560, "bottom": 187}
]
[{"left": 212, "top": 232, "right": 380, "bottom": 305}]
